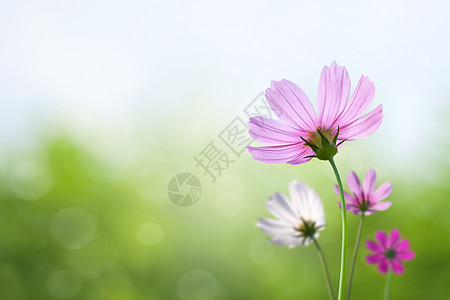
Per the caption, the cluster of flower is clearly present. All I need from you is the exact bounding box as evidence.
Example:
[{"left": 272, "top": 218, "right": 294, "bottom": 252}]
[{"left": 248, "top": 62, "right": 415, "bottom": 300}]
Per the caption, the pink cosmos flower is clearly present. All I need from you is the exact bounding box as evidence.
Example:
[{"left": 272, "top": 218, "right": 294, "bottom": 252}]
[
  {"left": 248, "top": 62, "right": 383, "bottom": 164},
  {"left": 366, "top": 229, "right": 415, "bottom": 274},
  {"left": 334, "top": 169, "right": 392, "bottom": 215}
]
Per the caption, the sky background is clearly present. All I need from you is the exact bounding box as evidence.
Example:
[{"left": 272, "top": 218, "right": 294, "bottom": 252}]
[{"left": 1, "top": 0, "right": 449, "bottom": 166}]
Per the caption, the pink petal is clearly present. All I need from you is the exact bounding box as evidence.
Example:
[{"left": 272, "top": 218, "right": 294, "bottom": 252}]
[
  {"left": 338, "top": 104, "right": 383, "bottom": 141},
  {"left": 286, "top": 148, "right": 315, "bottom": 165},
  {"left": 337, "top": 201, "right": 359, "bottom": 213},
  {"left": 372, "top": 182, "right": 392, "bottom": 202},
  {"left": 388, "top": 229, "right": 401, "bottom": 247},
  {"left": 378, "top": 259, "right": 389, "bottom": 274},
  {"left": 391, "top": 259, "right": 405, "bottom": 274},
  {"left": 363, "top": 169, "right": 377, "bottom": 196},
  {"left": 333, "top": 184, "right": 357, "bottom": 204},
  {"left": 397, "top": 251, "right": 415, "bottom": 261},
  {"left": 366, "top": 253, "right": 384, "bottom": 264},
  {"left": 396, "top": 240, "right": 411, "bottom": 252},
  {"left": 266, "top": 79, "right": 318, "bottom": 132},
  {"left": 366, "top": 240, "right": 383, "bottom": 253},
  {"left": 247, "top": 143, "right": 306, "bottom": 164},
  {"left": 375, "top": 231, "right": 388, "bottom": 249},
  {"left": 347, "top": 172, "right": 363, "bottom": 198},
  {"left": 317, "top": 62, "right": 351, "bottom": 128},
  {"left": 248, "top": 116, "right": 305, "bottom": 145},
  {"left": 351, "top": 207, "right": 362, "bottom": 214},
  {"left": 333, "top": 75, "right": 375, "bottom": 126},
  {"left": 371, "top": 201, "right": 392, "bottom": 211}
]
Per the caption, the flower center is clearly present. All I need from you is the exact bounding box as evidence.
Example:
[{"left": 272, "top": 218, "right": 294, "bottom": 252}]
[
  {"left": 294, "top": 218, "right": 316, "bottom": 238},
  {"left": 307, "top": 127, "right": 334, "bottom": 148},
  {"left": 301, "top": 127, "right": 341, "bottom": 161},
  {"left": 357, "top": 194, "right": 370, "bottom": 212},
  {"left": 385, "top": 248, "right": 396, "bottom": 259}
]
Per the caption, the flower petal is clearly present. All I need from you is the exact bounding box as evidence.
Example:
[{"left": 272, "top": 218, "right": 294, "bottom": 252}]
[
  {"left": 269, "top": 235, "right": 304, "bottom": 248},
  {"left": 247, "top": 143, "right": 305, "bottom": 164},
  {"left": 333, "top": 184, "right": 356, "bottom": 203},
  {"left": 347, "top": 172, "right": 363, "bottom": 198},
  {"left": 349, "top": 206, "right": 361, "bottom": 214},
  {"left": 302, "top": 236, "right": 314, "bottom": 247},
  {"left": 266, "top": 79, "right": 318, "bottom": 131},
  {"left": 334, "top": 75, "right": 375, "bottom": 126},
  {"left": 289, "top": 181, "right": 309, "bottom": 217},
  {"left": 317, "top": 62, "right": 351, "bottom": 128},
  {"left": 372, "top": 182, "right": 392, "bottom": 202},
  {"left": 289, "top": 181, "right": 325, "bottom": 228},
  {"left": 366, "top": 253, "right": 384, "bottom": 264},
  {"left": 391, "top": 259, "right": 405, "bottom": 274},
  {"left": 377, "top": 259, "right": 389, "bottom": 274},
  {"left": 366, "top": 240, "right": 384, "bottom": 253},
  {"left": 308, "top": 187, "right": 326, "bottom": 228},
  {"left": 256, "top": 218, "right": 293, "bottom": 235},
  {"left": 269, "top": 235, "right": 311, "bottom": 248},
  {"left": 370, "top": 201, "right": 392, "bottom": 211},
  {"left": 248, "top": 116, "right": 305, "bottom": 145},
  {"left": 388, "top": 229, "right": 401, "bottom": 248},
  {"left": 286, "top": 148, "right": 315, "bottom": 165},
  {"left": 375, "top": 231, "right": 388, "bottom": 249},
  {"left": 397, "top": 251, "right": 415, "bottom": 261},
  {"left": 338, "top": 104, "right": 383, "bottom": 141},
  {"left": 334, "top": 185, "right": 359, "bottom": 214},
  {"left": 396, "top": 240, "right": 411, "bottom": 252},
  {"left": 338, "top": 202, "right": 360, "bottom": 214},
  {"left": 364, "top": 169, "right": 377, "bottom": 196},
  {"left": 265, "top": 192, "right": 298, "bottom": 224}
]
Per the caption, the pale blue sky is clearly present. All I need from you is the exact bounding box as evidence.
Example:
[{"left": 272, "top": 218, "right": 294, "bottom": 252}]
[{"left": 0, "top": 0, "right": 449, "bottom": 174}]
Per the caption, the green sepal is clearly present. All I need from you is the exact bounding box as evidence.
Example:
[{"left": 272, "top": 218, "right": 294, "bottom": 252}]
[
  {"left": 332, "top": 126, "right": 340, "bottom": 145},
  {"left": 301, "top": 128, "right": 342, "bottom": 161},
  {"left": 300, "top": 136, "right": 319, "bottom": 152}
]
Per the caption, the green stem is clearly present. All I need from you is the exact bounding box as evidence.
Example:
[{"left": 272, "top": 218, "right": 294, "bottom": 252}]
[
  {"left": 347, "top": 214, "right": 365, "bottom": 300},
  {"left": 329, "top": 157, "right": 347, "bottom": 300},
  {"left": 384, "top": 270, "right": 392, "bottom": 300},
  {"left": 312, "top": 237, "right": 335, "bottom": 300}
]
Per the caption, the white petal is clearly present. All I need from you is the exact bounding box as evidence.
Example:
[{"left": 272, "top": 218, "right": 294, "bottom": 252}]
[
  {"left": 269, "top": 235, "right": 303, "bottom": 248},
  {"left": 290, "top": 181, "right": 325, "bottom": 224},
  {"left": 309, "top": 188, "right": 326, "bottom": 227},
  {"left": 289, "top": 238, "right": 305, "bottom": 248},
  {"left": 260, "top": 182, "right": 326, "bottom": 247},
  {"left": 256, "top": 218, "right": 293, "bottom": 235},
  {"left": 288, "top": 181, "right": 311, "bottom": 219},
  {"left": 303, "top": 237, "right": 313, "bottom": 247},
  {"left": 266, "top": 192, "right": 298, "bottom": 224}
]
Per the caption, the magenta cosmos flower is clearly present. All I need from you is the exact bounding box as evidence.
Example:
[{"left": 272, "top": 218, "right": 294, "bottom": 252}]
[
  {"left": 334, "top": 169, "right": 392, "bottom": 215},
  {"left": 366, "top": 229, "right": 415, "bottom": 274},
  {"left": 248, "top": 62, "right": 383, "bottom": 164}
]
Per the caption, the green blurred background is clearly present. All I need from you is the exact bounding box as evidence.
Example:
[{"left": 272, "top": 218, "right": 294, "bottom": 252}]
[
  {"left": 1, "top": 0, "right": 450, "bottom": 299},
  {"left": 0, "top": 125, "right": 449, "bottom": 299}
]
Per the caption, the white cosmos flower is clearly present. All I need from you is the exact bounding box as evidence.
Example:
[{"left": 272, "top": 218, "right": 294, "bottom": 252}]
[{"left": 257, "top": 181, "right": 326, "bottom": 248}]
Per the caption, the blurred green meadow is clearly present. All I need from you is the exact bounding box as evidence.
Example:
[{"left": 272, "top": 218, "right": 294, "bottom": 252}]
[{"left": 0, "top": 123, "right": 449, "bottom": 300}]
